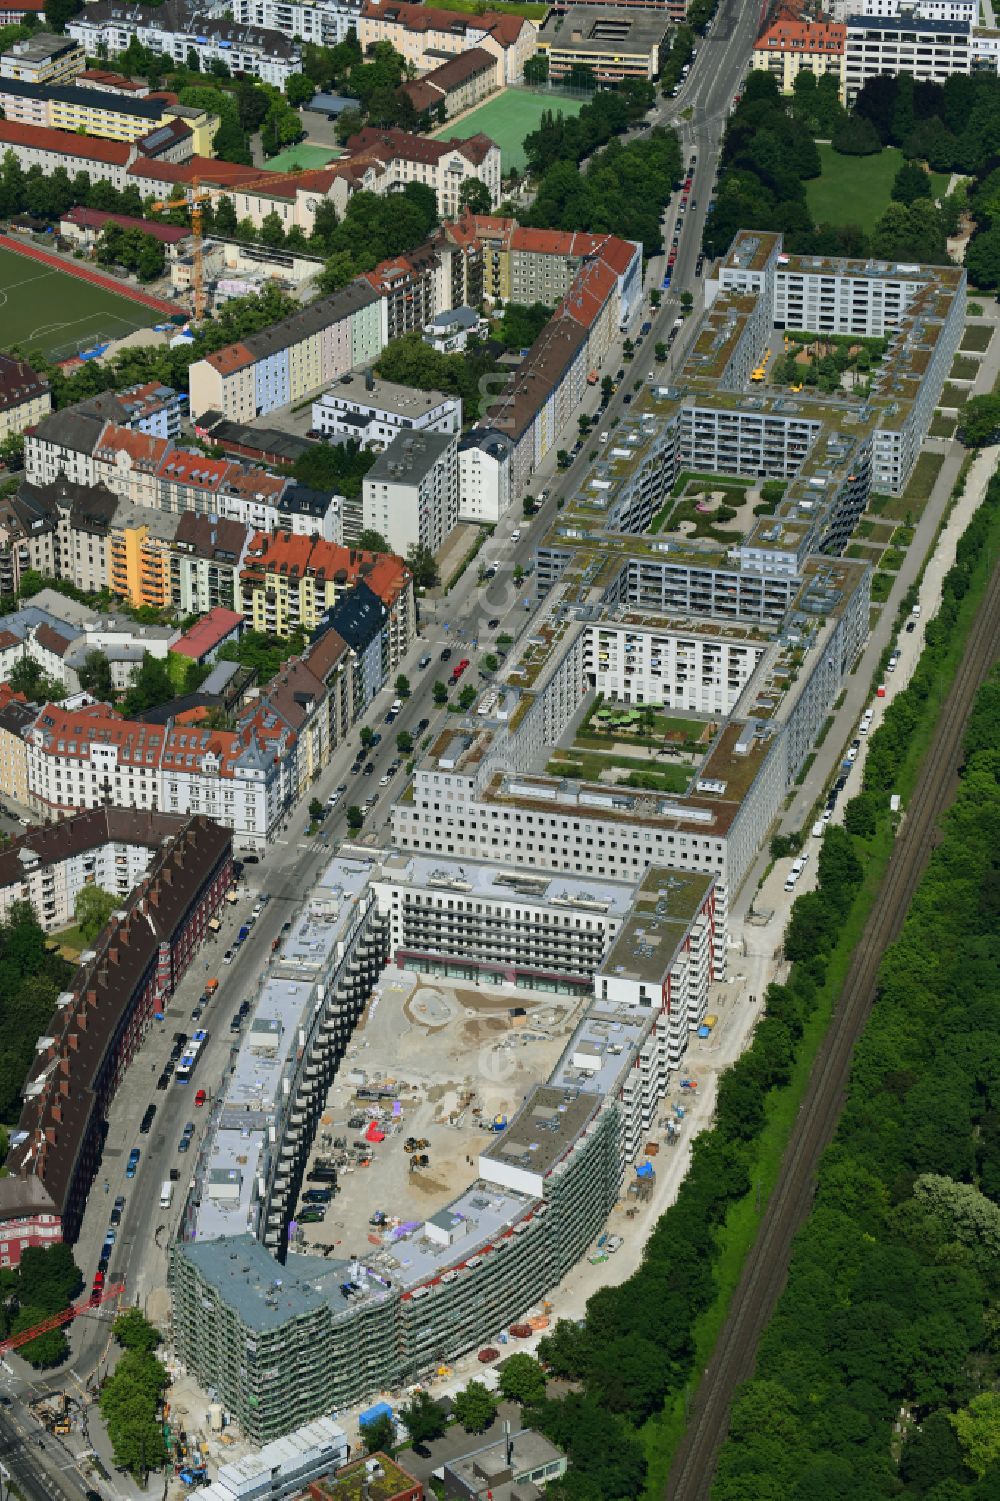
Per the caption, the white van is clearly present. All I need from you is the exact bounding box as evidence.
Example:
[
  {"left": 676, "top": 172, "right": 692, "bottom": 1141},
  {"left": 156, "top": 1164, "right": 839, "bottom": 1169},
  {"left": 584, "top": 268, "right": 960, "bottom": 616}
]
[
  {"left": 812, "top": 820, "right": 824, "bottom": 838},
  {"left": 159, "top": 1181, "right": 173, "bottom": 1209},
  {"left": 887, "top": 653, "right": 899, "bottom": 672}
]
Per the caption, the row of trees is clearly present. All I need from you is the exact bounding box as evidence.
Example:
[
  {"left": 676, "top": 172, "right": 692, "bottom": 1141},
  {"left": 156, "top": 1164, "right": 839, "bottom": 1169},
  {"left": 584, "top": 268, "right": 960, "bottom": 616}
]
[
  {"left": 714, "top": 550, "right": 1000, "bottom": 1497},
  {"left": 0, "top": 903, "right": 73, "bottom": 1127},
  {"left": 522, "top": 822, "right": 868, "bottom": 1495},
  {"left": 523, "top": 81, "right": 655, "bottom": 177},
  {"left": 100, "top": 1312, "right": 170, "bottom": 1481},
  {"left": 526, "top": 126, "right": 683, "bottom": 257}
]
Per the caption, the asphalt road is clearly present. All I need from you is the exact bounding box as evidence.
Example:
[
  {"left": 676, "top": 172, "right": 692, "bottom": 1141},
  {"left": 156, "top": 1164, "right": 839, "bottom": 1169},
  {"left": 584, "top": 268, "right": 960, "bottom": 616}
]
[{"left": 0, "top": 4, "right": 762, "bottom": 1485}]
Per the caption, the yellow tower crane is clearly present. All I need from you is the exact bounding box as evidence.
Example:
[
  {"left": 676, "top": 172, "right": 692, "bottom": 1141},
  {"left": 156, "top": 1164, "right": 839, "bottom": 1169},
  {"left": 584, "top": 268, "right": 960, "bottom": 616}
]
[{"left": 154, "top": 166, "right": 329, "bottom": 320}]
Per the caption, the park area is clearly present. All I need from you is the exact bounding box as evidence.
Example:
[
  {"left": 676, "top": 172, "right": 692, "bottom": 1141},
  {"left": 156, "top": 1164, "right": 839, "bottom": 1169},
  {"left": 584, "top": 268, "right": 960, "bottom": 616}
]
[
  {"left": 0, "top": 242, "right": 161, "bottom": 359},
  {"left": 266, "top": 142, "right": 343, "bottom": 171},
  {"left": 805, "top": 145, "right": 950, "bottom": 233},
  {"left": 434, "top": 87, "right": 584, "bottom": 173}
]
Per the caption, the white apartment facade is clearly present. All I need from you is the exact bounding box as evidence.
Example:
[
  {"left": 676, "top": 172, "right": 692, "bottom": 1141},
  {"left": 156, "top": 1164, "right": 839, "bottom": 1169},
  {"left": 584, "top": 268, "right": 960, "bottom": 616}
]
[
  {"left": 228, "top": 0, "right": 361, "bottom": 45},
  {"left": 24, "top": 703, "right": 287, "bottom": 849},
  {"left": 362, "top": 429, "right": 458, "bottom": 556},
  {"left": 312, "top": 374, "right": 461, "bottom": 450},
  {"left": 832, "top": 0, "right": 977, "bottom": 19},
  {"left": 844, "top": 13, "right": 971, "bottom": 98},
  {"left": 586, "top": 622, "right": 766, "bottom": 715},
  {"left": 457, "top": 429, "right": 513, "bottom": 525}
]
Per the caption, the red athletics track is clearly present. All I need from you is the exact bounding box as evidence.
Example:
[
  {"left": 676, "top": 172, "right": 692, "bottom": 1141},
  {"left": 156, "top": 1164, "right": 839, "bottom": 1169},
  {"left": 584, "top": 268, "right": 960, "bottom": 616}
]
[{"left": 0, "top": 233, "right": 186, "bottom": 318}]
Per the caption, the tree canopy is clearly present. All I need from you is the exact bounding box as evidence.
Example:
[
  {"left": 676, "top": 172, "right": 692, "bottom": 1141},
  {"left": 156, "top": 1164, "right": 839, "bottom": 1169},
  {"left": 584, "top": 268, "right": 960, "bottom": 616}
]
[{"left": 74, "top": 886, "right": 118, "bottom": 944}]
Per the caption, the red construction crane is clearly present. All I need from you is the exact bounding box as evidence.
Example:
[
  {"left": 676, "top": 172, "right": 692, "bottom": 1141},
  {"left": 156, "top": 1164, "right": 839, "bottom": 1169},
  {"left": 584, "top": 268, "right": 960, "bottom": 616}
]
[{"left": 0, "top": 1281, "right": 125, "bottom": 1356}]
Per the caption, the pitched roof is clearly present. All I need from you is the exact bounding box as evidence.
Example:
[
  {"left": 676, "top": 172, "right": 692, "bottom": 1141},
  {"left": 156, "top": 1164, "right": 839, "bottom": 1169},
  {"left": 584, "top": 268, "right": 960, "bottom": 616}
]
[
  {"left": 170, "top": 607, "right": 243, "bottom": 662},
  {"left": 62, "top": 205, "right": 191, "bottom": 244},
  {"left": 173, "top": 511, "right": 248, "bottom": 562},
  {"left": 0, "top": 118, "right": 132, "bottom": 165}
]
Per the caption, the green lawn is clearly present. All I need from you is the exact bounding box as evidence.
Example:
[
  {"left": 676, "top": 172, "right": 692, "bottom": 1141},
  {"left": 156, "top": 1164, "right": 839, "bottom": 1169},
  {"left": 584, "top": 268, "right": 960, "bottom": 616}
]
[
  {"left": 961, "top": 323, "right": 993, "bottom": 352},
  {"left": 805, "top": 145, "right": 951, "bottom": 233},
  {"left": 0, "top": 245, "right": 159, "bottom": 360},
  {"left": 433, "top": 87, "right": 584, "bottom": 173},
  {"left": 266, "top": 143, "right": 343, "bottom": 171}
]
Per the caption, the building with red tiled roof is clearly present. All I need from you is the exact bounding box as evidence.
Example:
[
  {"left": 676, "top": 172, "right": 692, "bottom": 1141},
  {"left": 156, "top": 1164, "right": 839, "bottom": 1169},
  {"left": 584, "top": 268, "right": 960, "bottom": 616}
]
[
  {"left": 0, "top": 118, "right": 134, "bottom": 187},
  {"left": 170, "top": 606, "right": 244, "bottom": 665},
  {"left": 25, "top": 699, "right": 291, "bottom": 847},
  {"left": 752, "top": 17, "right": 845, "bottom": 94},
  {"left": 344, "top": 126, "right": 501, "bottom": 218},
  {"left": 59, "top": 205, "right": 193, "bottom": 259},
  {"left": 0, "top": 812, "right": 232, "bottom": 1264},
  {"left": 396, "top": 45, "right": 500, "bottom": 123},
  {"left": 240, "top": 532, "right": 415, "bottom": 671},
  {"left": 358, "top": 0, "right": 536, "bottom": 84}
]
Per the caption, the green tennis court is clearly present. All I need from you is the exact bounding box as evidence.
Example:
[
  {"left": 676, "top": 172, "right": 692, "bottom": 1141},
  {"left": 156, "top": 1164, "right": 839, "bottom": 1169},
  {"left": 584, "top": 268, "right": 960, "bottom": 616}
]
[
  {"left": 434, "top": 88, "right": 585, "bottom": 173},
  {"left": 0, "top": 245, "right": 159, "bottom": 360},
  {"left": 265, "top": 143, "right": 344, "bottom": 172}
]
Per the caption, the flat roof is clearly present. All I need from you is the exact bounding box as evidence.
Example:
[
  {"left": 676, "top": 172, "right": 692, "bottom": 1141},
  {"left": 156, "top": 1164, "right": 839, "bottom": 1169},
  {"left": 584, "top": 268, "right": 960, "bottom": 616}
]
[
  {"left": 316, "top": 371, "right": 454, "bottom": 419},
  {"left": 538, "top": 4, "right": 670, "bottom": 50},
  {"left": 480, "top": 1084, "right": 601, "bottom": 1179},
  {"left": 190, "top": 856, "right": 376, "bottom": 1243},
  {"left": 365, "top": 428, "right": 455, "bottom": 486},
  {"left": 599, "top": 867, "right": 714, "bottom": 986},
  {"left": 376, "top": 852, "right": 635, "bottom": 919}
]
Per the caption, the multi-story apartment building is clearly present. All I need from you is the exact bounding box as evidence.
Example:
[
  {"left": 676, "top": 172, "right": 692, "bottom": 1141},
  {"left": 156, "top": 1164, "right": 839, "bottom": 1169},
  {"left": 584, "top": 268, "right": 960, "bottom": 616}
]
[
  {"left": 312, "top": 373, "right": 461, "bottom": 449},
  {"left": 537, "top": 5, "right": 671, "bottom": 83},
  {"left": 586, "top": 618, "right": 765, "bottom": 714},
  {"left": 362, "top": 430, "right": 459, "bottom": 557},
  {"left": 169, "top": 853, "right": 723, "bottom": 1435},
  {"left": 344, "top": 127, "right": 501, "bottom": 220},
  {"left": 357, "top": 0, "right": 537, "bottom": 83},
  {"left": 844, "top": 13, "right": 971, "bottom": 98},
  {"left": 0, "top": 118, "right": 135, "bottom": 188},
  {"left": 0, "top": 806, "right": 204, "bottom": 930},
  {"left": 0, "top": 690, "right": 33, "bottom": 809},
  {"left": 751, "top": 18, "right": 846, "bottom": 95},
  {"left": 0, "top": 75, "right": 216, "bottom": 147},
  {"left": 169, "top": 513, "right": 250, "bottom": 615},
  {"left": 189, "top": 281, "right": 383, "bottom": 422},
  {"left": 228, "top": 0, "right": 361, "bottom": 45},
  {"left": 24, "top": 700, "right": 291, "bottom": 848},
  {"left": 457, "top": 428, "right": 514, "bottom": 524},
  {"left": 107, "top": 501, "right": 180, "bottom": 609},
  {"left": 0, "top": 32, "right": 83, "bottom": 84},
  {"left": 68, "top": 0, "right": 303, "bottom": 87},
  {"left": 239, "top": 533, "right": 415, "bottom": 665},
  {"left": 391, "top": 551, "right": 870, "bottom": 896},
  {"left": 397, "top": 46, "right": 499, "bottom": 122},
  {"left": 831, "top": 0, "right": 977, "bottom": 20},
  {"left": 0, "top": 815, "right": 231, "bottom": 1265},
  {"left": 0, "top": 354, "right": 50, "bottom": 442},
  {"left": 173, "top": 856, "right": 389, "bottom": 1268},
  {"left": 191, "top": 216, "right": 638, "bottom": 430}
]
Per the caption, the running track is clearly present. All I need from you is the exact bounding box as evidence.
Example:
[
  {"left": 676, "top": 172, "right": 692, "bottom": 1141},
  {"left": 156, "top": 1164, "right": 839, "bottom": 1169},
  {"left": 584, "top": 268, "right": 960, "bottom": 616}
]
[{"left": 0, "top": 234, "right": 182, "bottom": 318}]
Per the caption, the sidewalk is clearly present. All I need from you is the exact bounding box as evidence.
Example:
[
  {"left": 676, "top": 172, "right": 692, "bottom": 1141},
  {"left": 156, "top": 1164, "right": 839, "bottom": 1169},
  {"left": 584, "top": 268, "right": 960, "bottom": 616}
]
[{"left": 734, "top": 325, "right": 1000, "bottom": 921}]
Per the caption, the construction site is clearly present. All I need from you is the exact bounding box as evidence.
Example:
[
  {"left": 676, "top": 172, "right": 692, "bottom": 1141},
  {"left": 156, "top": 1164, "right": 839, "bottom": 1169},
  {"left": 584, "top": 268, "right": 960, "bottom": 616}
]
[{"left": 288, "top": 973, "right": 587, "bottom": 1259}]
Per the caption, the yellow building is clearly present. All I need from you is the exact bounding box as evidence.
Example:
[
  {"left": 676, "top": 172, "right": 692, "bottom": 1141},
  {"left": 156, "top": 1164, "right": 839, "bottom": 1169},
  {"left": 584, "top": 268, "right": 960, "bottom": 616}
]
[
  {"left": 0, "top": 75, "right": 217, "bottom": 148},
  {"left": 0, "top": 354, "right": 50, "bottom": 442},
  {"left": 0, "top": 33, "right": 83, "bottom": 85},
  {"left": 109, "top": 507, "right": 177, "bottom": 610},
  {"left": 752, "top": 19, "right": 846, "bottom": 99},
  {"left": 0, "top": 696, "right": 34, "bottom": 809}
]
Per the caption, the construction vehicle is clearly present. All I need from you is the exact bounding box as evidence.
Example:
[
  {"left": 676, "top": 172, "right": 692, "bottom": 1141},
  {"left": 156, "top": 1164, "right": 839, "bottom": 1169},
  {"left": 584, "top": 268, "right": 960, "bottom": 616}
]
[{"left": 153, "top": 166, "right": 330, "bottom": 320}]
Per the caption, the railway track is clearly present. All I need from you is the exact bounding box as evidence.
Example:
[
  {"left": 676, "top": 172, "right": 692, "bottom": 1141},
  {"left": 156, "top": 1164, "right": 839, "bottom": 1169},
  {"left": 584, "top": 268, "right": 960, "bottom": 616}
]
[{"left": 667, "top": 558, "right": 1000, "bottom": 1501}]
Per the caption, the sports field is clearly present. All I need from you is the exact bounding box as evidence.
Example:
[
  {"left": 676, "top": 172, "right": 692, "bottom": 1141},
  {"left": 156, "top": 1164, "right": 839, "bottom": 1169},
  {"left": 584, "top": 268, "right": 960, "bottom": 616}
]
[
  {"left": 805, "top": 145, "right": 951, "bottom": 233},
  {"left": 0, "top": 244, "right": 159, "bottom": 359},
  {"left": 265, "top": 143, "right": 343, "bottom": 172},
  {"left": 434, "top": 88, "right": 584, "bottom": 173}
]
